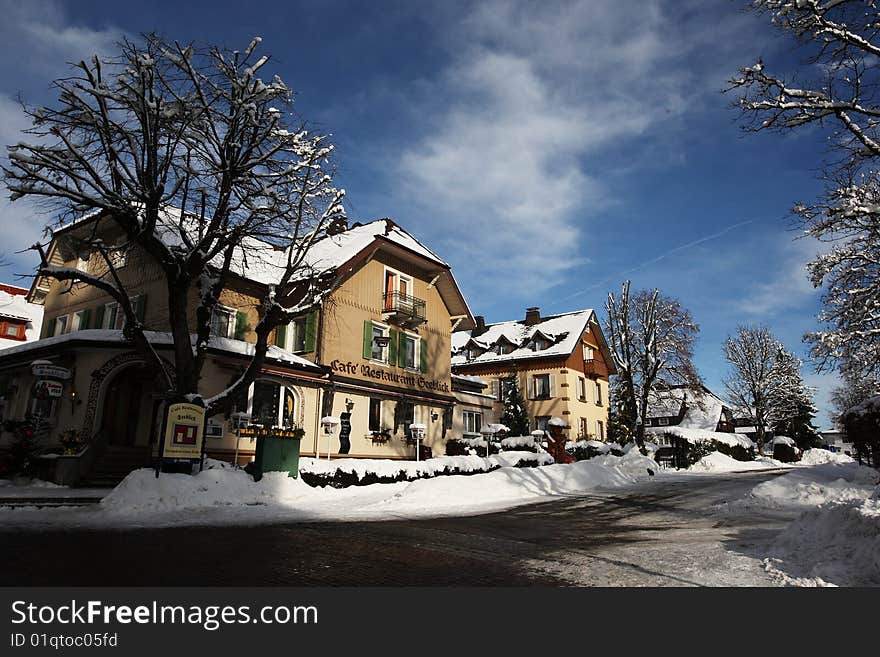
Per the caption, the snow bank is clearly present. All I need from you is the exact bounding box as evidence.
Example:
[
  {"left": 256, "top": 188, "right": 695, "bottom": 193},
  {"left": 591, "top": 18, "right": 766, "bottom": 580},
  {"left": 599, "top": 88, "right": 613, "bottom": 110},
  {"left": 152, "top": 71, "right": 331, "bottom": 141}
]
[
  {"left": 689, "top": 452, "right": 784, "bottom": 473},
  {"left": 89, "top": 451, "right": 660, "bottom": 526},
  {"left": 646, "top": 425, "right": 754, "bottom": 449},
  {"left": 798, "top": 448, "right": 854, "bottom": 466},
  {"left": 764, "top": 495, "right": 880, "bottom": 586},
  {"left": 741, "top": 462, "right": 879, "bottom": 510}
]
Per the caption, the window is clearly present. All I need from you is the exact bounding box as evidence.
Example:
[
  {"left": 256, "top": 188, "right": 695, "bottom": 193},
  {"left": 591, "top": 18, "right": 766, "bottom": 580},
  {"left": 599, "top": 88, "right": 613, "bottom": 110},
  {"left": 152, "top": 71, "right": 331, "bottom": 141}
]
[
  {"left": 464, "top": 410, "right": 482, "bottom": 434},
  {"left": 288, "top": 316, "right": 308, "bottom": 353},
  {"left": 2, "top": 322, "right": 24, "bottom": 340},
  {"left": 370, "top": 323, "right": 389, "bottom": 362},
  {"left": 491, "top": 379, "right": 502, "bottom": 401},
  {"left": 250, "top": 380, "right": 297, "bottom": 428},
  {"left": 76, "top": 254, "right": 90, "bottom": 272},
  {"left": 579, "top": 417, "right": 588, "bottom": 439},
  {"left": 595, "top": 380, "right": 603, "bottom": 406},
  {"left": 535, "top": 416, "right": 551, "bottom": 431},
  {"left": 658, "top": 417, "right": 669, "bottom": 426},
  {"left": 108, "top": 246, "right": 128, "bottom": 269},
  {"left": 102, "top": 302, "right": 125, "bottom": 330},
  {"left": 210, "top": 306, "right": 236, "bottom": 338},
  {"left": 384, "top": 267, "right": 413, "bottom": 309},
  {"left": 583, "top": 344, "right": 594, "bottom": 361},
  {"left": 498, "top": 340, "right": 515, "bottom": 355},
  {"left": 467, "top": 347, "right": 482, "bottom": 360},
  {"left": 71, "top": 309, "right": 89, "bottom": 332},
  {"left": 533, "top": 374, "right": 551, "bottom": 400},
  {"left": 54, "top": 315, "right": 69, "bottom": 336},
  {"left": 533, "top": 337, "right": 548, "bottom": 351},
  {"left": 597, "top": 420, "right": 605, "bottom": 441},
  {"left": 577, "top": 377, "right": 586, "bottom": 401},
  {"left": 369, "top": 398, "right": 382, "bottom": 432},
  {"left": 402, "top": 333, "right": 418, "bottom": 369}
]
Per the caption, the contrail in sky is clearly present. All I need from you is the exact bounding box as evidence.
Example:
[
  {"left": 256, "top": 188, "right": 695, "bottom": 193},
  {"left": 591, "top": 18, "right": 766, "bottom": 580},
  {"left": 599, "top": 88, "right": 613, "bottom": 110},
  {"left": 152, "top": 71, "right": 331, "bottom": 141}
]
[{"left": 558, "top": 217, "right": 760, "bottom": 303}]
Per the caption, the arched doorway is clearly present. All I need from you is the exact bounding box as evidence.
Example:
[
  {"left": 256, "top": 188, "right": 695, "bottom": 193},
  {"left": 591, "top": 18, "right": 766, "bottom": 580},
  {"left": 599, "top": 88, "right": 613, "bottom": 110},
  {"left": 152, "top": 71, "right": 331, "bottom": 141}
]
[{"left": 99, "top": 364, "right": 160, "bottom": 447}]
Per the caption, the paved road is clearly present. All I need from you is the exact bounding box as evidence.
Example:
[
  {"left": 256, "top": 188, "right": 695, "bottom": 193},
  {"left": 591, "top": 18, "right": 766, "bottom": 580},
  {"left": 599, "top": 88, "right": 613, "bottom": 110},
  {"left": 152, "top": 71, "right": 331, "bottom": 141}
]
[{"left": 0, "top": 471, "right": 796, "bottom": 586}]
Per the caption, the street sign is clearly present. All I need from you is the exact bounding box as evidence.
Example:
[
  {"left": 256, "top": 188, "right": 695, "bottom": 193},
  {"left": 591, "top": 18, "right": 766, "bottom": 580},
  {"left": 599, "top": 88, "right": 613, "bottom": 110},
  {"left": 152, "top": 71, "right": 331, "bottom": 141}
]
[{"left": 31, "top": 364, "right": 71, "bottom": 380}]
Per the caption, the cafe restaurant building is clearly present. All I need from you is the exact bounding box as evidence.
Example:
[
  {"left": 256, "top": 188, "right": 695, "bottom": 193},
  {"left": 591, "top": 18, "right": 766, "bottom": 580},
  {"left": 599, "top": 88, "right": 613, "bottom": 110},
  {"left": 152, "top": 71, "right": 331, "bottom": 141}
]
[{"left": 0, "top": 213, "right": 474, "bottom": 484}]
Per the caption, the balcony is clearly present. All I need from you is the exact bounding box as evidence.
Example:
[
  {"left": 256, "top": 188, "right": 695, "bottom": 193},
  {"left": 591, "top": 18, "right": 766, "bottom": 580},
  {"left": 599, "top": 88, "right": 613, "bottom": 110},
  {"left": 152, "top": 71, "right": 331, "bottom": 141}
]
[{"left": 383, "top": 291, "right": 426, "bottom": 327}]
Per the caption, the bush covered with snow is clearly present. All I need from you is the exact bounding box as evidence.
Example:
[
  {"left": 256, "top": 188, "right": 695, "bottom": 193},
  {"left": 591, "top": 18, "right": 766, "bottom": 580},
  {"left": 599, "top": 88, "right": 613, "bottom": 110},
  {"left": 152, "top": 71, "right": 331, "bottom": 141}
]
[
  {"left": 565, "top": 440, "right": 624, "bottom": 461},
  {"left": 445, "top": 437, "right": 500, "bottom": 457},
  {"left": 299, "top": 451, "right": 553, "bottom": 488}
]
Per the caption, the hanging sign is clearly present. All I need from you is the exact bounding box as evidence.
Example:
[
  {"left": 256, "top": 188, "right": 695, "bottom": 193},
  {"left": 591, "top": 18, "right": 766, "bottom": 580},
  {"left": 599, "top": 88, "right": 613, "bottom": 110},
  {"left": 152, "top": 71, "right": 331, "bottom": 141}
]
[
  {"left": 31, "top": 364, "right": 71, "bottom": 380},
  {"left": 33, "top": 379, "right": 63, "bottom": 399},
  {"left": 161, "top": 402, "right": 206, "bottom": 459}
]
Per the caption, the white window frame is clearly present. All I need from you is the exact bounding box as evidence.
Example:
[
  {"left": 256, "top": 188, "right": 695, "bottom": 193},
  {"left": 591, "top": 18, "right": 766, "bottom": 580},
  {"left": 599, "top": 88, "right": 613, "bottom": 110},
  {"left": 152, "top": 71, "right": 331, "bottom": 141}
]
[
  {"left": 108, "top": 245, "right": 128, "bottom": 269},
  {"left": 75, "top": 254, "right": 90, "bottom": 272},
  {"left": 54, "top": 314, "right": 70, "bottom": 336},
  {"left": 210, "top": 305, "right": 236, "bottom": 339},
  {"left": 463, "top": 410, "right": 482, "bottom": 434},
  {"left": 583, "top": 344, "right": 594, "bottom": 361},
  {"left": 71, "top": 309, "right": 88, "bottom": 332},
  {"left": 247, "top": 380, "right": 298, "bottom": 429},
  {"left": 577, "top": 377, "right": 586, "bottom": 402},
  {"left": 102, "top": 301, "right": 125, "bottom": 330},
  {"left": 286, "top": 315, "right": 308, "bottom": 354},
  {"left": 401, "top": 331, "right": 419, "bottom": 371},
  {"left": 369, "top": 321, "right": 390, "bottom": 363},
  {"left": 533, "top": 373, "right": 551, "bottom": 400},
  {"left": 595, "top": 380, "right": 603, "bottom": 406}
]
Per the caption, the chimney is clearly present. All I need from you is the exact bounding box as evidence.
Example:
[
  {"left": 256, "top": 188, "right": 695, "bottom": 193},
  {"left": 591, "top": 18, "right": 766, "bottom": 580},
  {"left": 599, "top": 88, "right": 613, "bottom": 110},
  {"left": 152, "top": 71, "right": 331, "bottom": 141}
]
[
  {"left": 525, "top": 307, "right": 541, "bottom": 326},
  {"left": 472, "top": 315, "right": 487, "bottom": 337}
]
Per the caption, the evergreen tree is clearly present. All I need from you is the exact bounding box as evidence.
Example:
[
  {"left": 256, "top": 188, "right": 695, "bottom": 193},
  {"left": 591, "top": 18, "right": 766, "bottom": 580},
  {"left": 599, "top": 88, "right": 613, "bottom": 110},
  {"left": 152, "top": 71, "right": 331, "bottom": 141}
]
[{"left": 501, "top": 376, "right": 530, "bottom": 437}]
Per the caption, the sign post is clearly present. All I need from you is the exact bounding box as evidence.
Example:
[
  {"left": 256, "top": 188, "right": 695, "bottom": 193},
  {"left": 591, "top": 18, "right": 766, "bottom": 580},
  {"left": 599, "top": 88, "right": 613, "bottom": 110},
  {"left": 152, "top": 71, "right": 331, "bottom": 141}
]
[{"left": 156, "top": 399, "right": 207, "bottom": 477}]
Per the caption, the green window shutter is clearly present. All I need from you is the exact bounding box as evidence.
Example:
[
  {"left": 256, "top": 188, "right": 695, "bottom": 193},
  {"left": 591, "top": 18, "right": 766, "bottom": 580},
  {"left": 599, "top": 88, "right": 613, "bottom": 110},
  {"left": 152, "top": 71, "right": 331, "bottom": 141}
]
[
  {"left": 398, "top": 331, "right": 407, "bottom": 368},
  {"left": 420, "top": 338, "right": 428, "bottom": 373},
  {"left": 304, "top": 310, "right": 318, "bottom": 353},
  {"left": 93, "top": 304, "right": 104, "bottom": 330},
  {"left": 275, "top": 323, "right": 287, "bottom": 348},
  {"left": 234, "top": 311, "right": 248, "bottom": 340},
  {"left": 363, "top": 320, "right": 373, "bottom": 360},
  {"left": 388, "top": 329, "right": 398, "bottom": 366},
  {"left": 80, "top": 308, "right": 91, "bottom": 330}
]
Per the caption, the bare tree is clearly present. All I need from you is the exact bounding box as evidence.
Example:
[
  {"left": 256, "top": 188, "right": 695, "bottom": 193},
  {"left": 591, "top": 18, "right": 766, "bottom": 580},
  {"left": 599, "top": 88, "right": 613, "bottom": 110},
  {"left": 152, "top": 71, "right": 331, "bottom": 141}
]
[
  {"left": 2, "top": 34, "right": 345, "bottom": 416},
  {"left": 604, "top": 280, "right": 701, "bottom": 450},
  {"left": 728, "top": 0, "right": 880, "bottom": 379},
  {"left": 830, "top": 372, "right": 880, "bottom": 430},
  {"left": 723, "top": 325, "right": 814, "bottom": 454}
]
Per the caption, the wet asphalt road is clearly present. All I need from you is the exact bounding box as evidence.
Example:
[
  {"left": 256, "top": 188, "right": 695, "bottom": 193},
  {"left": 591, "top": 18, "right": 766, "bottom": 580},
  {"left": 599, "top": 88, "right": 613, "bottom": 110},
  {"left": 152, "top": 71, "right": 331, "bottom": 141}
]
[{"left": 0, "top": 470, "right": 795, "bottom": 586}]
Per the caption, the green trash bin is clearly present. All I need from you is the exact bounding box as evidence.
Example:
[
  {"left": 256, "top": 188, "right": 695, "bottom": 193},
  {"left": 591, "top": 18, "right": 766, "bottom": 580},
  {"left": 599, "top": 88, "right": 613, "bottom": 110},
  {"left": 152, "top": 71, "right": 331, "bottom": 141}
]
[{"left": 252, "top": 432, "right": 302, "bottom": 482}]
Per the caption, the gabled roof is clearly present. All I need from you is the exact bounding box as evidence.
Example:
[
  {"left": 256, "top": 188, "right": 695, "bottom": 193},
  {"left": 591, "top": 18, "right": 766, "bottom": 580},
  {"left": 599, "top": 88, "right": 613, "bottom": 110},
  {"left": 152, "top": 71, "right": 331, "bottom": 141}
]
[
  {"left": 647, "top": 384, "right": 728, "bottom": 431},
  {"left": 451, "top": 308, "right": 602, "bottom": 367},
  {"left": 31, "top": 211, "right": 474, "bottom": 328}
]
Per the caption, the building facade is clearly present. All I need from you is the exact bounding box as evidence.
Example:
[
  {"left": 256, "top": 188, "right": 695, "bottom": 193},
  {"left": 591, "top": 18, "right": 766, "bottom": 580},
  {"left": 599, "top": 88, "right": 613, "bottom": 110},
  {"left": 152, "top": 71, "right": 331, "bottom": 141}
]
[
  {"left": 450, "top": 307, "right": 616, "bottom": 440},
  {"left": 0, "top": 214, "right": 474, "bottom": 484}
]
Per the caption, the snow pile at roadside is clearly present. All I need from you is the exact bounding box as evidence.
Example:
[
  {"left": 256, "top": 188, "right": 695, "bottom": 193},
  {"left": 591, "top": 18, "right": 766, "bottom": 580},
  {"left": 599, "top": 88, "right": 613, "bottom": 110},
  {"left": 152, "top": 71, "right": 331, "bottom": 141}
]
[
  {"left": 764, "top": 493, "right": 880, "bottom": 587},
  {"left": 689, "top": 452, "right": 783, "bottom": 472},
  {"left": 299, "top": 451, "right": 552, "bottom": 480},
  {"left": 798, "top": 448, "right": 854, "bottom": 466},
  {"left": 96, "top": 450, "right": 659, "bottom": 523},
  {"left": 741, "top": 462, "right": 879, "bottom": 510}
]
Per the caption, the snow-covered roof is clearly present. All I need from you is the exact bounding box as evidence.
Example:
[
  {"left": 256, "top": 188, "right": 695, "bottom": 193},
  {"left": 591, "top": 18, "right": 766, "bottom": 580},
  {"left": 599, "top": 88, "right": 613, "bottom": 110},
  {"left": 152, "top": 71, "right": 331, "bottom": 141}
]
[
  {"left": 0, "top": 329, "right": 323, "bottom": 371},
  {"left": 0, "top": 289, "right": 43, "bottom": 350},
  {"left": 451, "top": 309, "right": 594, "bottom": 366},
  {"left": 646, "top": 425, "right": 755, "bottom": 449},
  {"left": 647, "top": 385, "right": 727, "bottom": 431}
]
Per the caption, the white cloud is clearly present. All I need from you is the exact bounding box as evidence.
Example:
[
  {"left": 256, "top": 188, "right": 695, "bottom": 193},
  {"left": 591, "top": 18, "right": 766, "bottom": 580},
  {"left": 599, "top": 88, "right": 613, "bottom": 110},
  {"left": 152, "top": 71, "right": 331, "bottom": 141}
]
[
  {"left": 394, "top": 0, "right": 753, "bottom": 302},
  {"left": 737, "top": 236, "right": 822, "bottom": 318}
]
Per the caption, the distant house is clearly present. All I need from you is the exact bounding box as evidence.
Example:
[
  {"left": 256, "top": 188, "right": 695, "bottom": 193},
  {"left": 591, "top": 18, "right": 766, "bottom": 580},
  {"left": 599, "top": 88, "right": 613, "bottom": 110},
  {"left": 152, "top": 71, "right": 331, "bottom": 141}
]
[
  {"left": 451, "top": 307, "right": 616, "bottom": 440},
  {"left": 645, "top": 383, "right": 735, "bottom": 433},
  {"left": 819, "top": 430, "right": 853, "bottom": 456},
  {"left": 0, "top": 283, "right": 43, "bottom": 350}
]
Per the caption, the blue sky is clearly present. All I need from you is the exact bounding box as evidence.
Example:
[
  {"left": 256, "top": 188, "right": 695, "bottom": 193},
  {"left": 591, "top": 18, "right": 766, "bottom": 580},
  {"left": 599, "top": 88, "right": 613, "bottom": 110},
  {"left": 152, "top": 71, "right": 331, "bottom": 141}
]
[{"left": 0, "top": 0, "right": 842, "bottom": 427}]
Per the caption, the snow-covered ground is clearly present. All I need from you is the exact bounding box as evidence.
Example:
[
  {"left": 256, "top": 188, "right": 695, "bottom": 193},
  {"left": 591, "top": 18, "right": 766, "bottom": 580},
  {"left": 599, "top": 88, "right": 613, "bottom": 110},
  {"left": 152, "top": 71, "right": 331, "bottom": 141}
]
[
  {"left": 0, "top": 451, "right": 661, "bottom": 529},
  {"left": 729, "top": 450, "right": 880, "bottom": 586}
]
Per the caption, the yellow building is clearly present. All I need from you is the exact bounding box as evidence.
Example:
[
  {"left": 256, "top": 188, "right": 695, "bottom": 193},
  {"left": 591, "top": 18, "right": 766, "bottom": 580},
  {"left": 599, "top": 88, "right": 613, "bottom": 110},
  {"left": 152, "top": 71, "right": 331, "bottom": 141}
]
[
  {"left": 0, "top": 214, "right": 474, "bottom": 484},
  {"left": 451, "top": 307, "right": 616, "bottom": 441}
]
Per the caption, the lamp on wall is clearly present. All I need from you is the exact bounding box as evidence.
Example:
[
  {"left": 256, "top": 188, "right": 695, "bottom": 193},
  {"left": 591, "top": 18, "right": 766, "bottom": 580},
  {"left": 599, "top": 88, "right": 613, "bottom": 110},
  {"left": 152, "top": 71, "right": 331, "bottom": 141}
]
[
  {"left": 430, "top": 410, "right": 439, "bottom": 422},
  {"left": 345, "top": 398, "right": 355, "bottom": 412}
]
